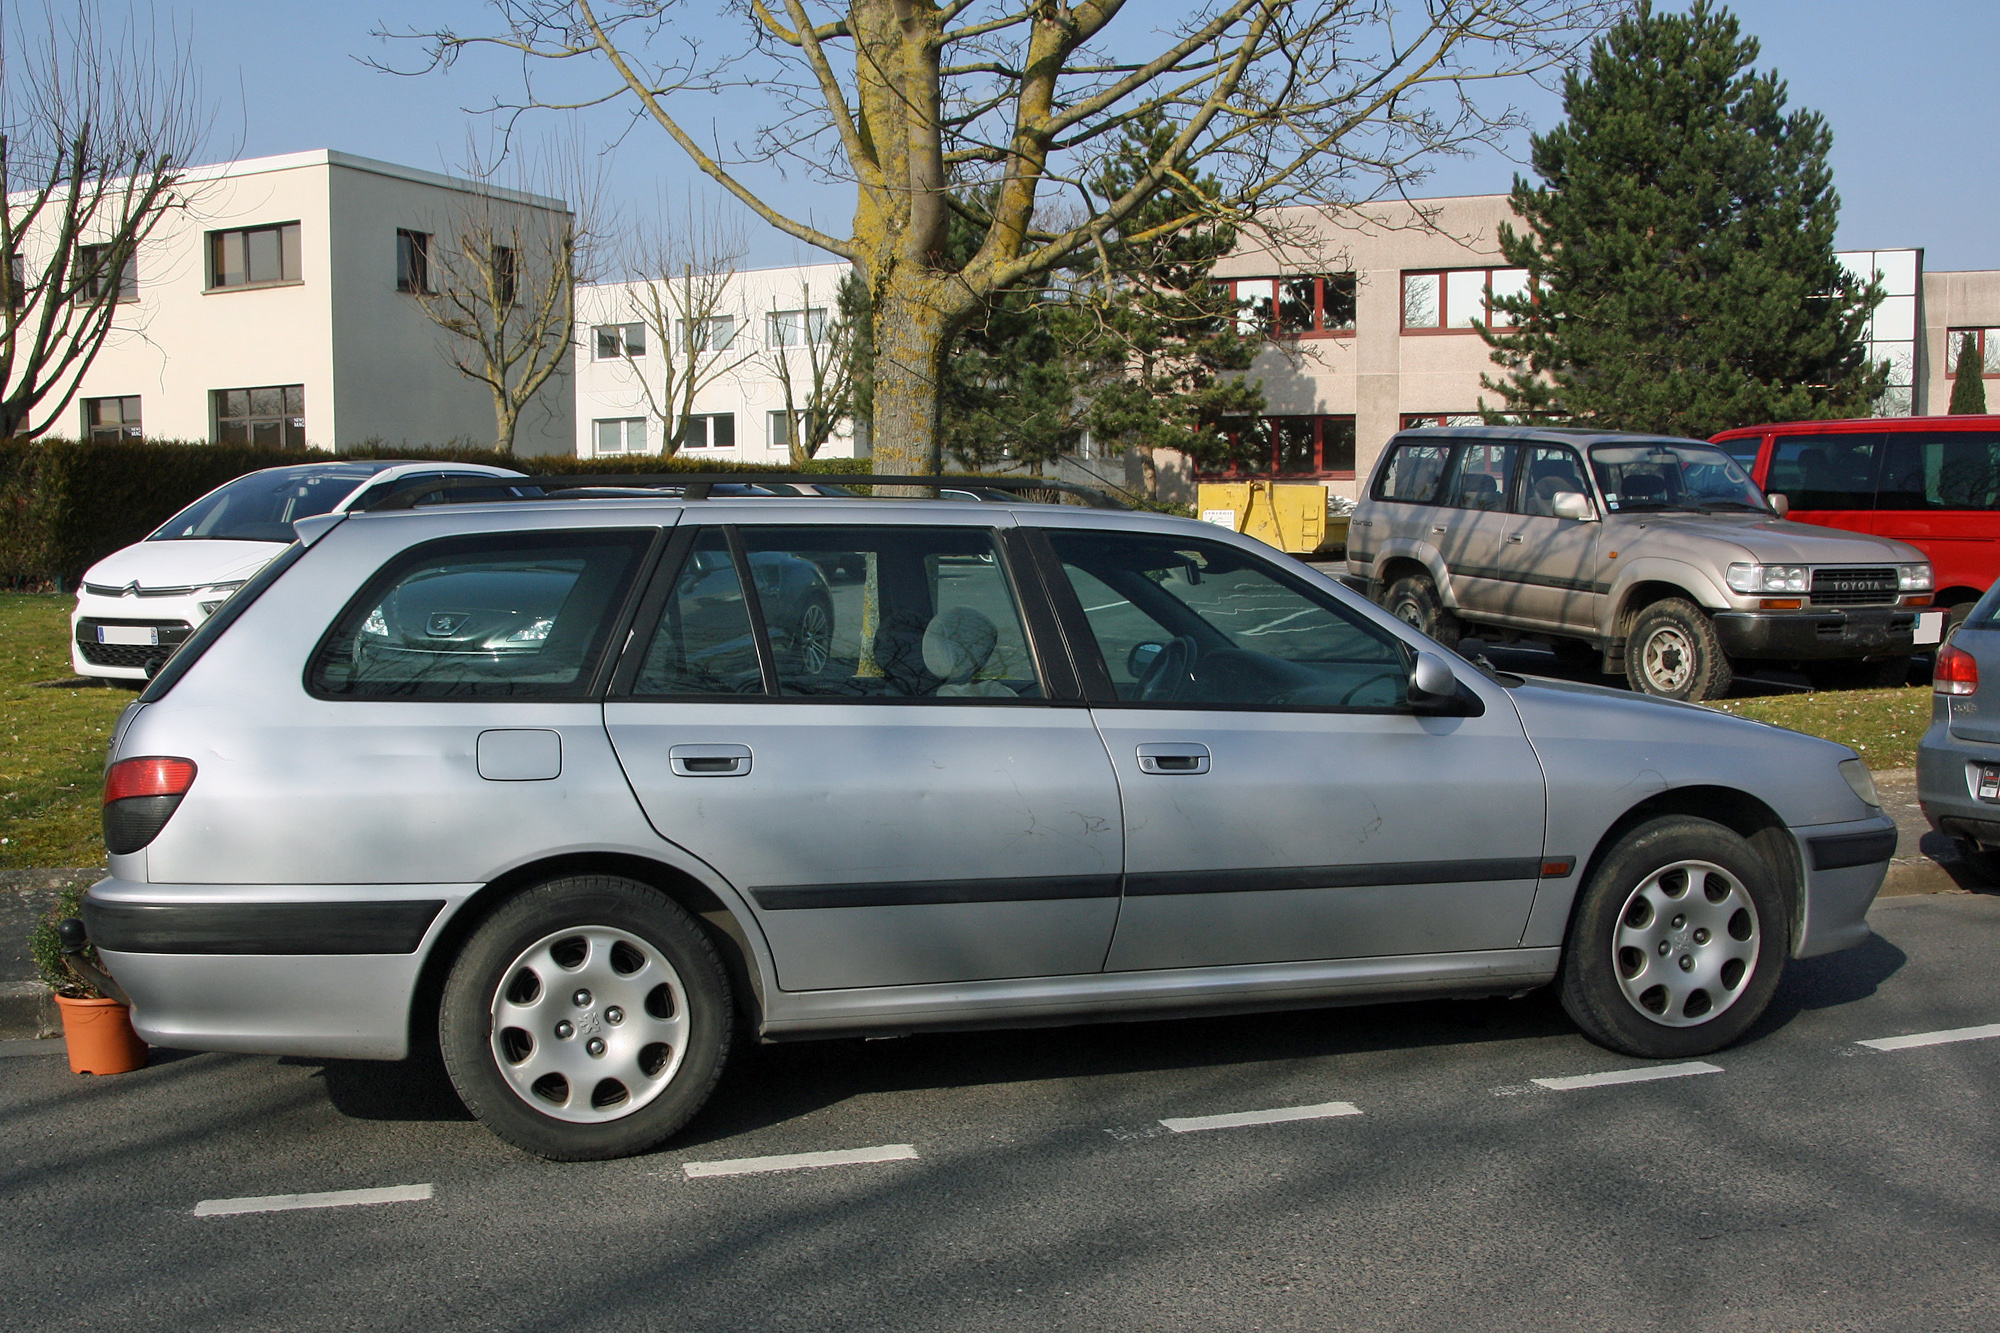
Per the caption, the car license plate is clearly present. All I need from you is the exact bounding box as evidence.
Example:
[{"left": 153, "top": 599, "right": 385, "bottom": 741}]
[
  {"left": 96, "top": 625, "right": 159, "bottom": 646},
  {"left": 1914, "top": 610, "right": 1946, "bottom": 646}
]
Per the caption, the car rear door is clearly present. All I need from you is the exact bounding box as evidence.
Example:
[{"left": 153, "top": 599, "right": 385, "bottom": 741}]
[{"left": 602, "top": 516, "right": 1124, "bottom": 991}]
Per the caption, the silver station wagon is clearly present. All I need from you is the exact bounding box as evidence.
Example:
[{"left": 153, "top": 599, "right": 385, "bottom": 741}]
[{"left": 84, "top": 480, "right": 1897, "bottom": 1159}]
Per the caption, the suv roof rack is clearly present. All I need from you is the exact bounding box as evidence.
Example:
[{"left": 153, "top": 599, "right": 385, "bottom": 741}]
[{"left": 358, "top": 472, "right": 1129, "bottom": 513}]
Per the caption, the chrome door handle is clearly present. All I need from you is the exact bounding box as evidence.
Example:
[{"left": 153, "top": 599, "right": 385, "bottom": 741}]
[
  {"left": 1431, "top": 525, "right": 1449, "bottom": 535},
  {"left": 1505, "top": 534, "right": 1524, "bottom": 544},
  {"left": 1136, "top": 742, "right": 1210, "bottom": 775},
  {"left": 669, "top": 743, "right": 752, "bottom": 777}
]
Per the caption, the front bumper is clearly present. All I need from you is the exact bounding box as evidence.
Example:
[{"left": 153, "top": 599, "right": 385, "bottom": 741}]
[
  {"left": 1711, "top": 606, "right": 1921, "bottom": 662},
  {"left": 82, "top": 877, "right": 479, "bottom": 1060},
  {"left": 1793, "top": 813, "right": 1899, "bottom": 958},
  {"left": 70, "top": 592, "right": 208, "bottom": 681}
]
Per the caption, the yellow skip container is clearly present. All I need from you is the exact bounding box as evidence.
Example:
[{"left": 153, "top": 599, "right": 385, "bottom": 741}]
[{"left": 1195, "top": 481, "right": 1347, "bottom": 555}]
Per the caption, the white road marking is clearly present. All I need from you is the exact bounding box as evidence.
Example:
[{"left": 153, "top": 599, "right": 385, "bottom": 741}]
[
  {"left": 1858, "top": 1022, "right": 2000, "bottom": 1052},
  {"left": 193, "top": 1184, "right": 434, "bottom": 1218},
  {"left": 1159, "top": 1101, "right": 1362, "bottom": 1133},
  {"left": 681, "top": 1144, "right": 919, "bottom": 1179},
  {"left": 1532, "top": 1061, "right": 1723, "bottom": 1091}
]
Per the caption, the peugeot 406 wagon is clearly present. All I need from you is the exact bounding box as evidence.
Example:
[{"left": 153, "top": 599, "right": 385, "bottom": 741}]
[{"left": 85, "top": 483, "right": 1897, "bottom": 1159}]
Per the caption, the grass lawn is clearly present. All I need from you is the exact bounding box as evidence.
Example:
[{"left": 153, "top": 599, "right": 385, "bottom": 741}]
[
  {"left": 0, "top": 593, "right": 131, "bottom": 870},
  {"left": 1710, "top": 686, "right": 1933, "bottom": 772}
]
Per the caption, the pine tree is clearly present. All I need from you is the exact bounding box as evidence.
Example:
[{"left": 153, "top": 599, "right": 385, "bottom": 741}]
[
  {"left": 1481, "top": 1, "right": 1886, "bottom": 437},
  {"left": 1949, "top": 333, "right": 1988, "bottom": 415}
]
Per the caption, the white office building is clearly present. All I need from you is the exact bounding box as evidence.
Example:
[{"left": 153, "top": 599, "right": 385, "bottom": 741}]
[{"left": 47, "top": 149, "right": 575, "bottom": 454}]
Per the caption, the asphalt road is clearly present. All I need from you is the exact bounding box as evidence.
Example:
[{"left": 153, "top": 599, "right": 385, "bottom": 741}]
[{"left": 4, "top": 892, "right": 1998, "bottom": 1332}]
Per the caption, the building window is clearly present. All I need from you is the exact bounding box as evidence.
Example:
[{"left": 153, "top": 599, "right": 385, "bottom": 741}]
[
  {"left": 208, "top": 223, "right": 301, "bottom": 290},
  {"left": 84, "top": 396, "right": 142, "bottom": 441},
  {"left": 215, "top": 385, "right": 305, "bottom": 447},
  {"left": 1231, "top": 274, "right": 1357, "bottom": 337},
  {"left": 1210, "top": 414, "right": 1358, "bottom": 479},
  {"left": 680, "top": 315, "right": 736, "bottom": 352},
  {"left": 594, "top": 323, "right": 646, "bottom": 359},
  {"left": 75, "top": 244, "right": 138, "bottom": 304},
  {"left": 1401, "top": 413, "right": 1487, "bottom": 429},
  {"left": 767, "top": 307, "right": 828, "bottom": 348},
  {"left": 395, "top": 229, "right": 431, "bottom": 293},
  {"left": 768, "top": 410, "right": 794, "bottom": 450},
  {"left": 681, "top": 413, "right": 735, "bottom": 449},
  {"left": 492, "top": 245, "right": 518, "bottom": 308},
  {"left": 593, "top": 418, "right": 647, "bottom": 456},
  {"left": 1401, "top": 267, "right": 1528, "bottom": 332},
  {"left": 8, "top": 252, "right": 26, "bottom": 308},
  {"left": 1945, "top": 328, "right": 2000, "bottom": 377}
]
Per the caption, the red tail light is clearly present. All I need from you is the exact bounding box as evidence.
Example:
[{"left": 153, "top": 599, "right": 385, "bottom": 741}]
[
  {"left": 103, "top": 757, "right": 197, "bottom": 855},
  {"left": 104, "top": 757, "right": 198, "bottom": 803},
  {"left": 1935, "top": 644, "right": 1979, "bottom": 697}
]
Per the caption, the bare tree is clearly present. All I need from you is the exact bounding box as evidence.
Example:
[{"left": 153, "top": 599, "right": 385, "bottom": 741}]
[
  {"left": 763, "top": 273, "right": 856, "bottom": 464},
  {"left": 0, "top": 4, "right": 205, "bottom": 439},
  {"left": 382, "top": 0, "right": 1611, "bottom": 476},
  {"left": 410, "top": 136, "right": 593, "bottom": 454},
  {"left": 614, "top": 199, "right": 757, "bottom": 455}
]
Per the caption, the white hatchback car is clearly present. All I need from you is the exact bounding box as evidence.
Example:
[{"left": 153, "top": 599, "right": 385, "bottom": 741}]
[{"left": 72, "top": 461, "right": 525, "bottom": 683}]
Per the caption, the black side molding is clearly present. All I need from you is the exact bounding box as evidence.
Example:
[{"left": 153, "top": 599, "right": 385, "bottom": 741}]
[
  {"left": 83, "top": 900, "right": 446, "bottom": 955},
  {"left": 752, "top": 875, "right": 1121, "bottom": 911},
  {"left": 1807, "top": 829, "right": 1898, "bottom": 872},
  {"left": 1128, "top": 857, "right": 1544, "bottom": 897}
]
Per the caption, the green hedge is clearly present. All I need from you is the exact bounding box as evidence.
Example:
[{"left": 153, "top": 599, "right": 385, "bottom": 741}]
[{"left": 0, "top": 439, "right": 872, "bottom": 589}]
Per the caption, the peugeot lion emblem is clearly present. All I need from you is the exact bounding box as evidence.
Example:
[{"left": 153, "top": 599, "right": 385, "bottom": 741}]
[{"left": 426, "top": 612, "right": 468, "bottom": 636}]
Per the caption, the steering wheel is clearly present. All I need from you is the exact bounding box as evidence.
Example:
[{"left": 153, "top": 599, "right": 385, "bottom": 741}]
[{"left": 1136, "top": 635, "right": 1198, "bottom": 702}]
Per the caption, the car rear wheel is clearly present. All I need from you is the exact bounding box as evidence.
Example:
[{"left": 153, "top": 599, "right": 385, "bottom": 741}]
[
  {"left": 1383, "top": 572, "right": 1461, "bottom": 648},
  {"left": 440, "top": 875, "right": 732, "bottom": 1161},
  {"left": 789, "top": 595, "right": 834, "bottom": 676},
  {"left": 1626, "top": 598, "right": 1733, "bottom": 701},
  {"left": 1559, "top": 816, "right": 1785, "bottom": 1058}
]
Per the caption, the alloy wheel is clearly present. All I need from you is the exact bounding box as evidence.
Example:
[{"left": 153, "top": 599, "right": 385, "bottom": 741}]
[{"left": 795, "top": 601, "right": 832, "bottom": 675}]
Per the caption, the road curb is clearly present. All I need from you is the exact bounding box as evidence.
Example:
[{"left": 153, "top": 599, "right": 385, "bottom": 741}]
[{"left": 0, "top": 980, "right": 59, "bottom": 1040}]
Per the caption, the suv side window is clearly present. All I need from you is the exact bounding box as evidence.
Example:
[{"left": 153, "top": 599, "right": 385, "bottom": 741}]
[
  {"left": 1373, "top": 440, "right": 1454, "bottom": 503},
  {"left": 1445, "top": 442, "right": 1520, "bottom": 512},
  {"left": 309, "top": 530, "right": 651, "bottom": 698},
  {"left": 1517, "top": 445, "right": 1590, "bottom": 517},
  {"left": 1766, "top": 433, "right": 1885, "bottom": 510},
  {"left": 1048, "top": 530, "right": 1409, "bottom": 710},
  {"left": 1879, "top": 431, "right": 2000, "bottom": 511}
]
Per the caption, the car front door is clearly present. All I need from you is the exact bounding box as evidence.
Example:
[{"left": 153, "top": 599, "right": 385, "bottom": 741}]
[
  {"left": 1501, "top": 443, "right": 1606, "bottom": 632},
  {"left": 1034, "top": 525, "right": 1549, "bottom": 973},
  {"left": 603, "top": 519, "right": 1124, "bottom": 992}
]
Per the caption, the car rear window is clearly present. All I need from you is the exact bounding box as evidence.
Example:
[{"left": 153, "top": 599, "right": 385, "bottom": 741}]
[
  {"left": 1878, "top": 431, "right": 2000, "bottom": 511},
  {"left": 308, "top": 530, "right": 654, "bottom": 699}
]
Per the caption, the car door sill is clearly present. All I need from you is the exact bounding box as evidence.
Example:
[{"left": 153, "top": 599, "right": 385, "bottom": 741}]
[{"left": 757, "top": 946, "right": 1560, "bottom": 1039}]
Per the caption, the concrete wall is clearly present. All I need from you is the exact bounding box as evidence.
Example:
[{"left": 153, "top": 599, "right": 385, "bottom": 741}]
[{"left": 1924, "top": 269, "right": 2000, "bottom": 410}]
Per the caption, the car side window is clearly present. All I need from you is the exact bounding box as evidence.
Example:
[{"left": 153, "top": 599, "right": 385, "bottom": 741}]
[
  {"left": 1048, "top": 530, "right": 1409, "bottom": 710},
  {"left": 1517, "top": 445, "right": 1590, "bottom": 517},
  {"left": 1445, "top": 442, "right": 1519, "bottom": 512},
  {"left": 310, "top": 530, "right": 651, "bottom": 698},
  {"left": 1766, "top": 433, "right": 1885, "bottom": 510},
  {"left": 725, "top": 526, "right": 1043, "bottom": 700},
  {"left": 1879, "top": 431, "right": 2000, "bottom": 512},
  {"left": 631, "top": 529, "right": 766, "bottom": 696},
  {"left": 1374, "top": 441, "right": 1454, "bottom": 504}
]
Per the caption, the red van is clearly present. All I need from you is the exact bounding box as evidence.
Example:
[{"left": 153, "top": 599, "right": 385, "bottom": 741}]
[{"left": 1712, "top": 416, "right": 2000, "bottom": 637}]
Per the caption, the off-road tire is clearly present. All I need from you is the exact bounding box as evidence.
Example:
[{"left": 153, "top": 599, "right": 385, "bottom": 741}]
[
  {"left": 1559, "top": 816, "right": 1786, "bottom": 1059},
  {"left": 440, "top": 875, "right": 732, "bottom": 1161},
  {"left": 1383, "top": 572, "right": 1462, "bottom": 648},
  {"left": 1626, "top": 598, "right": 1734, "bottom": 701}
]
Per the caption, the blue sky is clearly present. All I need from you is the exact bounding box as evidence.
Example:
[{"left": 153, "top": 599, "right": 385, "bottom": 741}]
[{"left": 162, "top": 1, "right": 2000, "bottom": 270}]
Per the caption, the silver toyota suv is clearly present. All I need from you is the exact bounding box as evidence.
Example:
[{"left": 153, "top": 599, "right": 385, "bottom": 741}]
[
  {"left": 1347, "top": 427, "right": 1941, "bottom": 700},
  {"left": 84, "top": 479, "right": 1896, "bottom": 1159}
]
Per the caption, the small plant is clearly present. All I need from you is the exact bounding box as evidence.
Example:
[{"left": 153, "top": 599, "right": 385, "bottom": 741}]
[{"left": 28, "top": 882, "right": 102, "bottom": 999}]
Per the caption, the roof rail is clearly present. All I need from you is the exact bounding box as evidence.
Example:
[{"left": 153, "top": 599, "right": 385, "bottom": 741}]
[{"left": 358, "top": 472, "right": 1130, "bottom": 512}]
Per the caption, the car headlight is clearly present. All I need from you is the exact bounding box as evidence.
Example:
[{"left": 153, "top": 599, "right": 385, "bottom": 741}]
[
  {"left": 361, "top": 607, "right": 389, "bottom": 637},
  {"left": 504, "top": 617, "right": 554, "bottom": 644},
  {"left": 1725, "top": 562, "right": 1807, "bottom": 594},
  {"left": 1839, "top": 757, "right": 1880, "bottom": 809},
  {"left": 1899, "top": 564, "right": 1932, "bottom": 592},
  {"left": 196, "top": 581, "right": 248, "bottom": 618}
]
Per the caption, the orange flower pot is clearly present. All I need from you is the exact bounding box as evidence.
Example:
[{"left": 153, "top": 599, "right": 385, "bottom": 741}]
[{"left": 53, "top": 995, "right": 149, "bottom": 1075}]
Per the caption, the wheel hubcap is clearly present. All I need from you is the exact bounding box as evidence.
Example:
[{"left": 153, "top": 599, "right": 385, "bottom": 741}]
[
  {"left": 1641, "top": 626, "right": 1696, "bottom": 693},
  {"left": 1392, "top": 597, "right": 1425, "bottom": 631},
  {"left": 797, "top": 604, "right": 832, "bottom": 674},
  {"left": 1612, "top": 859, "right": 1759, "bottom": 1027},
  {"left": 489, "top": 926, "right": 689, "bottom": 1123}
]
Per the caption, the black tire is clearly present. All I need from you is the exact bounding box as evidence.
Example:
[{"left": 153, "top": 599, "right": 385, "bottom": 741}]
[
  {"left": 1559, "top": 816, "right": 1786, "bottom": 1059},
  {"left": 1943, "top": 600, "right": 1976, "bottom": 646},
  {"left": 1809, "top": 656, "right": 1912, "bottom": 691},
  {"left": 1953, "top": 838, "right": 2000, "bottom": 885},
  {"left": 1626, "top": 598, "right": 1734, "bottom": 701},
  {"left": 440, "top": 875, "right": 732, "bottom": 1161},
  {"left": 1382, "top": 572, "right": 1462, "bottom": 648}
]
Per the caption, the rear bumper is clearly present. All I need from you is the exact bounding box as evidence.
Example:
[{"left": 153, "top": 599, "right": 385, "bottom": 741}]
[
  {"left": 1917, "top": 725, "right": 2000, "bottom": 847},
  {"left": 1793, "top": 814, "right": 1897, "bottom": 958},
  {"left": 1712, "top": 607, "right": 1918, "bottom": 662},
  {"left": 83, "top": 877, "right": 479, "bottom": 1060}
]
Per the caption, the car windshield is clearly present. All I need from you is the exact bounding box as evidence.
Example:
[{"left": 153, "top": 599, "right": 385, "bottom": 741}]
[
  {"left": 1589, "top": 443, "right": 1770, "bottom": 514},
  {"left": 149, "top": 466, "right": 386, "bottom": 542}
]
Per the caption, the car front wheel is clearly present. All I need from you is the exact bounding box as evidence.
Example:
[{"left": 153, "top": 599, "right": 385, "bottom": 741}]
[
  {"left": 1626, "top": 598, "right": 1733, "bottom": 701},
  {"left": 440, "top": 875, "right": 732, "bottom": 1160},
  {"left": 1382, "top": 572, "right": 1461, "bottom": 648},
  {"left": 1559, "top": 816, "right": 1786, "bottom": 1058}
]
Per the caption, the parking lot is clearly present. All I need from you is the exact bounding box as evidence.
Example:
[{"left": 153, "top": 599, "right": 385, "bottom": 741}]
[{"left": 5, "top": 890, "right": 1996, "bottom": 1332}]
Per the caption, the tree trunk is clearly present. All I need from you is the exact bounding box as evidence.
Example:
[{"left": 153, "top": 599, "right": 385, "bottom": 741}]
[{"left": 868, "top": 269, "right": 960, "bottom": 478}]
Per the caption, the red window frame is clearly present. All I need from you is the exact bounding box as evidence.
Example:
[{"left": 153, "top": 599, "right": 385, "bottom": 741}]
[
  {"left": 1202, "top": 414, "right": 1358, "bottom": 480},
  {"left": 1944, "top": 327, "right": 2000, "bottom": 378},
  {"left": 1229, "top": 275, "right": 1357, "bottom": 339},
  {"left": 1400, "top": 267, "right": 1528, "bottom": 334}
]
